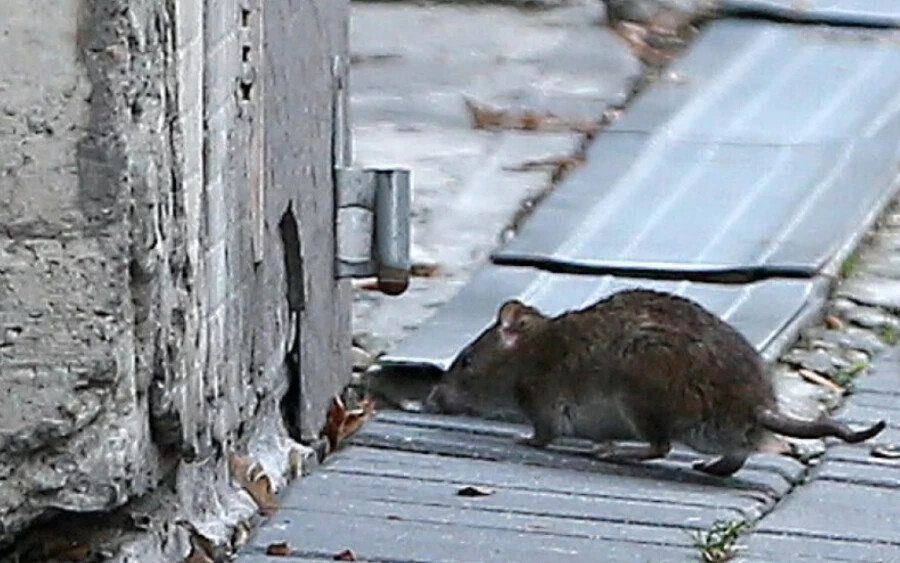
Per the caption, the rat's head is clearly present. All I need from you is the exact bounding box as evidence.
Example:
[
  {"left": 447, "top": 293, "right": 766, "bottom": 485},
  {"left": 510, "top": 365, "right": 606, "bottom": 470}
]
[{"left": 424, "top": 300, "right": 546, "bottom": 416}]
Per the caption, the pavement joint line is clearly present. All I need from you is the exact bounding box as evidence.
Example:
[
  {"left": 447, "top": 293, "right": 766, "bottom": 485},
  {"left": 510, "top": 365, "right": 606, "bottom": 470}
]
[
  {"left": 309, "top": 467, "right": 760, "bottom": 512},
  {"left": 266, "top": 503, "right": 703, "bottom": 548},
  {"left": 749, "top": 527, "right": 900, "bottom": 547}
]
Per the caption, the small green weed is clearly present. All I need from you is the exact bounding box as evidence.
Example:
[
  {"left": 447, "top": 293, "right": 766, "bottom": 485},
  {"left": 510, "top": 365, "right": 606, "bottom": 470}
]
[
  {"left": 879, "top": 325, "right": 899, "bottom": 346},
  {"left": 832, "top": 360, "right": 868, "bottom": 389},
  {"left": 689, "top": 519, "right": 749, "bottom": 563},
  {"left": 840, "top": 250, "right": 861, "bottom": 279}
]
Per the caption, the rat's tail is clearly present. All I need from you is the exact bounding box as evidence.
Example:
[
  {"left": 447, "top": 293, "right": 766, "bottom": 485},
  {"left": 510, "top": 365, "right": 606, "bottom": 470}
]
[{"left": 757, "top": 408, "right": 886, "bottom": 443}]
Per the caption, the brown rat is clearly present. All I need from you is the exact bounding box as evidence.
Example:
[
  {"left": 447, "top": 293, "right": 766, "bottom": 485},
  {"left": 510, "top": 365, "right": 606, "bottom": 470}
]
[{"left": 425, "top": 289, "right": 886, "bottom": 476}]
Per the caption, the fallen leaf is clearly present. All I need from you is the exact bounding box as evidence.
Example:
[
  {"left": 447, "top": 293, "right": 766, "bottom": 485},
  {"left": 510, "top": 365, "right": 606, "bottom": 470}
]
[
  {"left": 464, "top": 97, "right": 506, "bottom": 129},
  {"left": 613, "top": 22, "right": 674, "bottom": 65},
  {"left": 229, "top": 453, "right": 279, "bottom": 515},
  {"left": 334, "top": 548, "right": 358, "bottom": 561},
  {"left": 457, "top": 485, "right": 494, "bottom": 497},
  {"left": 266, "top": 542, "right": 292, "bottom": 556},
  {"left": 463, "top": 98, "right": 593, "bottom": 133},
  {"left": 247, "top": 472, "right": 279, "bottom": 516},
  {"left": 321, "top": 395, "right": 377, "bottom": 453},
  {"left": 504, "top": 155, "right": 585, "bottom": 173},
  {"left": 824, "top": 315, "right": 844, "bottom": 330},
  {"left": 229, "top": 453, "right": 254, "bottom": 484},
  {"left": 798, "top": 369, "right": 845, "bottom": 394},
  {"left": 871, "top": 444, "right": 900, "bottom": 459}
]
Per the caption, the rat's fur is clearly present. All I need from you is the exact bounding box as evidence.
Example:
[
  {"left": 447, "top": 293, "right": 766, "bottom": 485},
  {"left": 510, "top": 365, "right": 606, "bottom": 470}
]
[{"left": 426, "top": 289, "right": 886, "bottom": 476}]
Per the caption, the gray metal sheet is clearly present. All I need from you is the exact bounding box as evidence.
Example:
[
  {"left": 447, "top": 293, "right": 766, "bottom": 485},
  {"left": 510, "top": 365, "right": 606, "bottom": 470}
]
[
  {"left": 493, "top": 20, "right": 900, "bottom": 277},
  {"left": 380, "top": 264, "right": 827, "bottom": 371},
  {"left": 720, "top": 0, "right": 900, "bottom": 27}
]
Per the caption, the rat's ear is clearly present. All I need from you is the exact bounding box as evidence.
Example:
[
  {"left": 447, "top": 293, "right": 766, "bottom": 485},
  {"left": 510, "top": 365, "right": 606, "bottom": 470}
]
[{"left": 497, "top": 300, "right": 528, "bottom": 349}]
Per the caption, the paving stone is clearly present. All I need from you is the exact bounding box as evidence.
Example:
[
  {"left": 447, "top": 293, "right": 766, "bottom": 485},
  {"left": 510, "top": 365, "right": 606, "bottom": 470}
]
[
  {"left": 837, "top": 276, "right": 900, "bottom": 313},
  {"left": 741, "top": 349, "right": 900, "bottom": 560},
  {"left": 859, "top": 248, "right": 900, "bottom": 280},
  {"left": 350, "top": 412, "right": 804, "bottom": 501},
  {"left": 740, "top": 532, "right": 900, "bottom": 563},
  {"left": 351, "top": 2, "right": 638, "bottom": 127},
  {"left": 816, "top": 458, "right": 900, "bottom": 489},
  {"left": 830, "top": 298, "right": 900, "bottom": 331},
  {"left": 238, "top": 556, "right": 329, "bottom": 562},
  {"left": 753, "top": 480, "right": 900, "bottom": 544},
  {"left": 249, "top": 507, "right": 698, "bottom": 563},
  {"left": 325, "top": 444, "right": 774, "bottom": 516},
  {"left": 802, "top": 326, "right": 885, "bottom": 356},
  {"left": 852, "top": 363, "right": 900, "bottom": 396},
  {"left": 781, "top": 348, "right": 843, "bottom": 376},
  {"left": 245, "top": 445, "right": 720, "bottom": 563}
]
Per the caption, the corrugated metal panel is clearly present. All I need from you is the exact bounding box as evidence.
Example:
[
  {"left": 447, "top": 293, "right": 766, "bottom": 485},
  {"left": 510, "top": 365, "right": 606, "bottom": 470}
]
[
  {"left": 380, "top": 265, "right": 827, "bottom": 371},
  {"left": 492, "top": 21, "right": 900, "bottom": 278},
  {"left": 721, "top": 0, "right": 900, "bottom": 28}
]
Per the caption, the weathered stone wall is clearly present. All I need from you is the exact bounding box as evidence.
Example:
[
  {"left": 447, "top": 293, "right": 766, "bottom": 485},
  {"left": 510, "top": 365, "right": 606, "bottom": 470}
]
[{"left": 0, "top": 0, "right": 349, "bottom": 557}]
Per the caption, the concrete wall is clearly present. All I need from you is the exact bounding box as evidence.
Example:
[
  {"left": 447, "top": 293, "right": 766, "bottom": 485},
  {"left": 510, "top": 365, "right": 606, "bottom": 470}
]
[{"left": 0, "top": 0, "right": 349, "bottom": 557}]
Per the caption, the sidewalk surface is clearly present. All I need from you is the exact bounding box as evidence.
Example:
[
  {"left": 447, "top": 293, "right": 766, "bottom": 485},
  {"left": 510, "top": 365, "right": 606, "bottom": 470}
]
[{"left": 238, "top": 1, "right": 900, "bottom": 561}]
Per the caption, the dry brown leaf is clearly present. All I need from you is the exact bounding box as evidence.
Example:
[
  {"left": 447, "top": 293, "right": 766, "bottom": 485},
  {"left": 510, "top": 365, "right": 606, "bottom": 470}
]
[
  {"left": 229, "top": 453, "right": 279, "bottom": 515},
  {"left": 457, "top": 485, "right": 495, "bottom": 497},
  {"left": 334, "top": 548, "right": 358, "bottom": 561},
  {"left": 504, "top": 155, "right": 585, "bottom": 173},
  {"left": 247, "top": 473, "right": 279, "bottom": 516},
  {"left": 824, "top": 315, "right": 845, "bottom": 330},
  {"left": 613, "top": 22, "right": 673, "bottom": 66},
  {"left": 798, "top": 369, "right": 845, "bottom": 394},
  {"left": 321, "top": 395, "right": 377, "bottom": 453},
  {"left": 464, "top": 97, "right": 599, "bottom": 133},
  {"left": 266, "top": 542, "right": 292, "bottom": 556},
  {"left": 229, "top": 453, "right": 254, "bottom": 484},
  {"left": 464, "top": 97, "right": 506, "bottom": 129}
]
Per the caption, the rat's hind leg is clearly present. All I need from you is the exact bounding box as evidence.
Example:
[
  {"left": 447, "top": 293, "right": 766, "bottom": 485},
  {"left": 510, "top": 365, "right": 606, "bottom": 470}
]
[
  {"left": 693, "top": 453, "right": 747, "bottom": 477},
  {"left": 593, "top": 400, "right": 672, "bottom": 463}
]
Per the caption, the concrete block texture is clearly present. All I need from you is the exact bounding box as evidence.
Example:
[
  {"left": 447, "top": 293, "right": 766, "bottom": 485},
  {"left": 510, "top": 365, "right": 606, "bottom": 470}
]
[{"left": 0, "top": 0, "right": 349, "bottom": 555}]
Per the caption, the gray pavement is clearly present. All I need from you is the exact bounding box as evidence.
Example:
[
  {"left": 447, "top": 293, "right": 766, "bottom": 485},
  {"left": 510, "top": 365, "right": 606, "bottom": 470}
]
[
  {"left": 740, "top": 351, "right": 900, "bottom": 563},
  {"left": 237, "top": 1, "right": 900, "bottom": 561},
  {"left": 350, "top": 0, "right": 642, "bottom": 351}
]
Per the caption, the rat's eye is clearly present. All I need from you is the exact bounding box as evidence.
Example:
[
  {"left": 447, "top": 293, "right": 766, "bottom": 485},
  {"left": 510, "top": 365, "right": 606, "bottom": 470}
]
[{"left": 458, "top": 350, "right": 473, "bottom": 369}]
